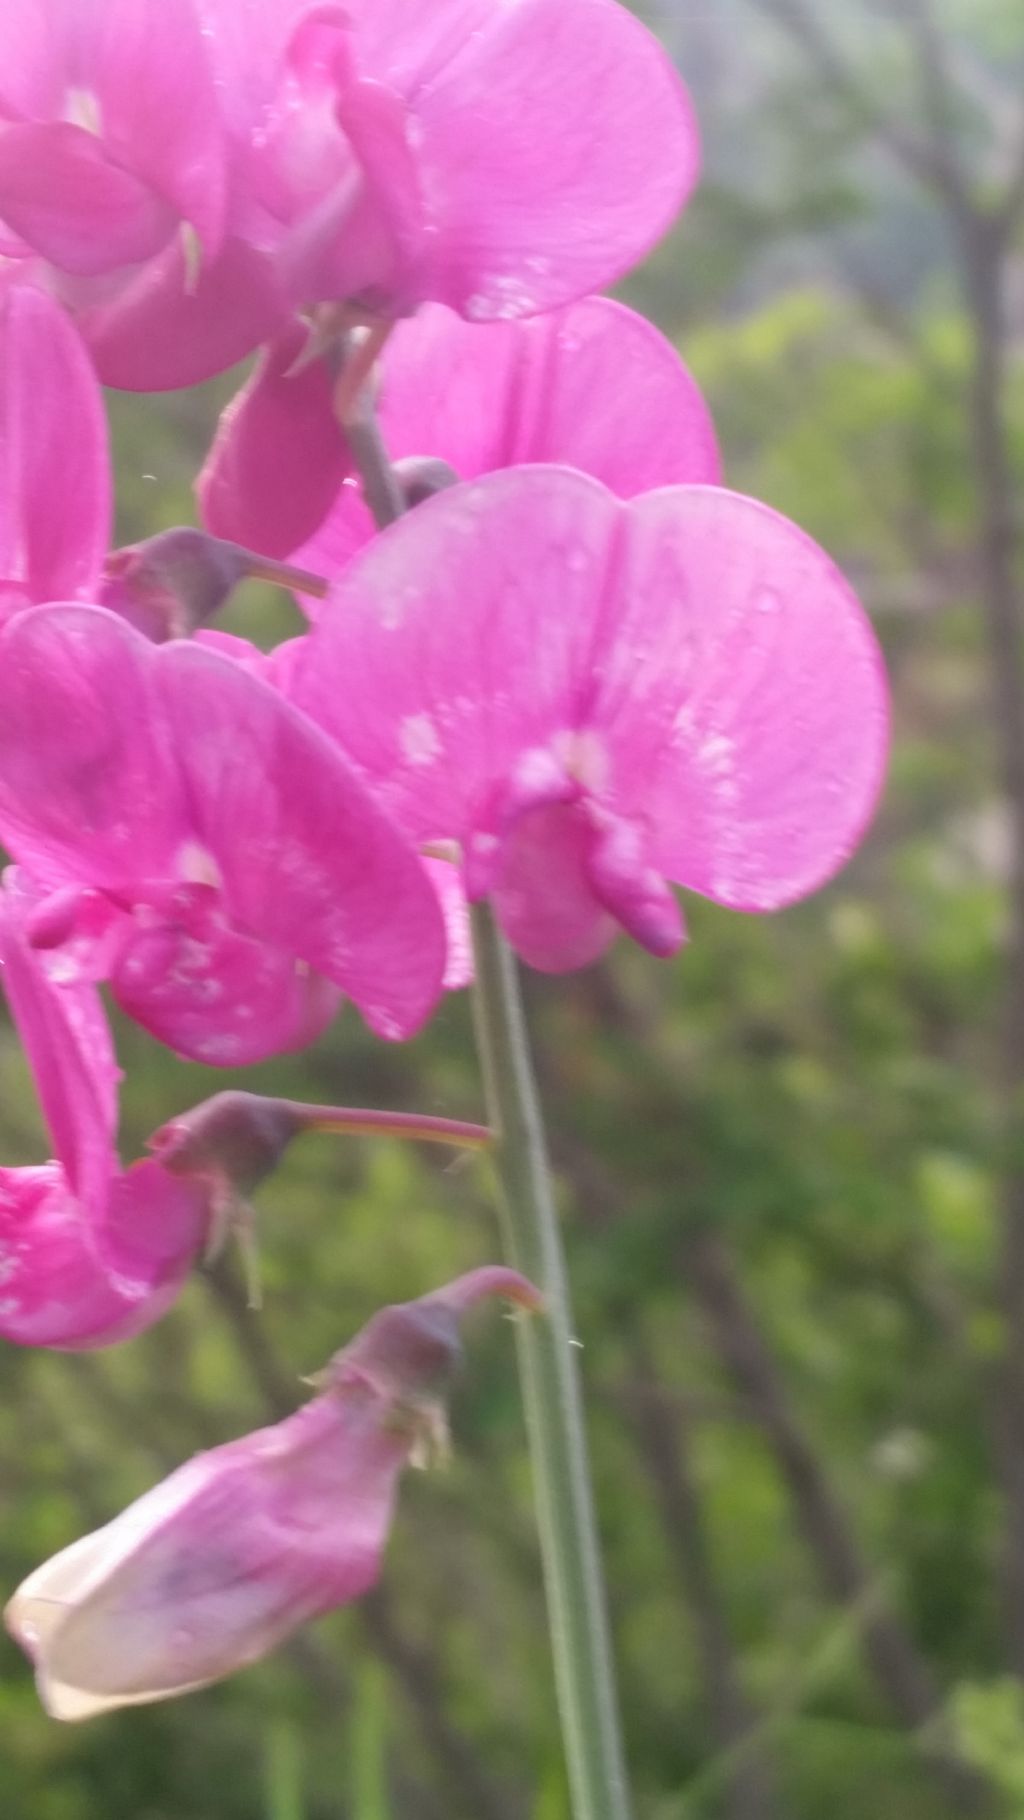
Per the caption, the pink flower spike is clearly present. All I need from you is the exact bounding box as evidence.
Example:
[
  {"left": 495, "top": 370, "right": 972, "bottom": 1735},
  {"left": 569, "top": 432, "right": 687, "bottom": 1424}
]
[
  {"left": 0, "top": 606, "right": 446, "bottom": 1057},
  {"left": 5, "top": 1267, "right": 538, "bottom": 1718},
  {"left": 0, "top": 285, "right": 110, "bottom": 622},
  {"left": 289, "top": 468, "right": 889, "bottom": 972},
  {"left": 200, "top": 297, "right": 720, "bottom": 594},
  {"left": 0, "top": 0, "right": 226, "bottom": 278},
  {"left": 0, "top": 871, "right": 209, "bottom": 1349}
]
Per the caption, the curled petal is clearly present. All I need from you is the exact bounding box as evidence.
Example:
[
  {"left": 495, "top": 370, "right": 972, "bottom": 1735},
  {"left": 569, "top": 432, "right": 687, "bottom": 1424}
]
[{"left": 0, "top": 285, "right": 110, "bottom": 619}]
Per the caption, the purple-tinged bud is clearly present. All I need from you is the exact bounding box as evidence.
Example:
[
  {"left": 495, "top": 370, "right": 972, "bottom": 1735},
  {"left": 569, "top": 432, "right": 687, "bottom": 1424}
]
[
  {"left": 393, "top": 456, "right": 460, "bottom": 509},
  {"left": 101, "top": 529, "right": 329, "bottom": 642},
  {"left": 5, "top": 1269, "right": 540, "bottom": 1719}
]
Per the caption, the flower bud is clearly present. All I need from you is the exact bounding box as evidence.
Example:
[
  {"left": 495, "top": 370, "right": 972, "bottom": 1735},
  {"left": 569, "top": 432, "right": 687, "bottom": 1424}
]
[{"left": 102, "top": 528, "right": 252, "bottom": 641}]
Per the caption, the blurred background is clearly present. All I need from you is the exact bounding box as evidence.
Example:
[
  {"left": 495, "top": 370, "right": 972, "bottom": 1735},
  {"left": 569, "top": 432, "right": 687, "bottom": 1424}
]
[{"left": 2, "top": 1, "right": 1023, "bottom": 1814}]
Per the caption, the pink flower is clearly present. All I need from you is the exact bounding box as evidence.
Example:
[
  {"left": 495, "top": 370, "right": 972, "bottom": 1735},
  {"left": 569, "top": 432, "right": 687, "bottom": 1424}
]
[
  {"left": 287, "top": 468, "right": 890, "bottom": 972},
  {"left": 0, "top": 283, "right": 110, "bottom": 623},
  {"left": 204, "top": 0, "right": 698, "bottom": 327},
  {"left": 0, "top": 605, "right": 447, "bottom": 1060},
  {"left": 6, "top": 1266, "right": 541, "bottom": 1717},
  {"left": 0, "top": 871, "right": 209, "bottom": 1349},
  {"left": 199, "top": 296, "right": 721, "bottom": 599}
]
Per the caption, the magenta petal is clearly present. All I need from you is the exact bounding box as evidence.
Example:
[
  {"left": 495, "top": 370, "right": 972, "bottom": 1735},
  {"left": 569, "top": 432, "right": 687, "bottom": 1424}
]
[
  {"left": 0, "top": 285, "right": 110, "bottom": 619},
  {"left": 82, "top": 236, "right": 288, "bottom": 392},
  {"left": 0, "top": 607, "right": 190, "bottom": 892},
  {"left": 0, "top": 1162, "right": 205, "bottom": 1351},
  {"left": 113, "top": 918, "right": 342, "bottom": 1066},
  {"left": 0, "top": 871, "right": 117, "bottom": 1205},
  {"left": 405, "top": 0, "right": 698, "bottom": 318},
  {"left": 0, "top": 124, "right": 174, "bottom": 275},
  {"left": 198, "top": 321, "right": 352, "bottom": 558},
  {"left": 155, "top": 640, "right": 447, "bottom": 1039},
  {"left": 492, "top": 804, "right": 616, "bottom": 974},
  {"left": 600, "top": 486, "right": 890, "bottom": 910}
]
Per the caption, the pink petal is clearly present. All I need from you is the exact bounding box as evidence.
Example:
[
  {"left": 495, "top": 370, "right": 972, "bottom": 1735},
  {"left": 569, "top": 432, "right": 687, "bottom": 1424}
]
[
  {"left": 374, "top": 0, "right": 698, "bottom": 319},
  {"left": 198, "top": 321, "right": 352, "bottom": 559},
  {"left": 595, "top": 485, "right": 889, "bottom": 910},
  {"left": 0, "top": 607, "right": 191, "bottom": 892},
  {"left": 291, "top": 472, "right": 614, "bottom": 846},
  {"left": 0, "top": 124, "right": 175, "bottom": 275},
  {"left": 297, "top": 296, "right": 720, "bottom": 578},
  {"left": 155, "top": 640, "right": 447, "bottom": 1039},
  {"left": 81, "top": 235, "right": 288, "bottom": 392},
  {"left": 0, "top": 284, "right": 110, "bottom": 619},
  {"left": 84, "top": 0, "right": 226, "bottom": 258}
]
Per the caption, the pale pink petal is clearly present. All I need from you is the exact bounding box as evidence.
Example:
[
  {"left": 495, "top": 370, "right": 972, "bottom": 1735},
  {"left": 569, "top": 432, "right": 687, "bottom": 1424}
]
[
  {"left": 155, "top": 640, "right": 447, "bottom": 1039},
  {"left": 0, "top": 607, "right": 190, "bottom": 891},
  {"left": 198, "top": 321, "right": 352, "bottom": 558},
  {"left": 5, "top": 1265, "right": 533, "bottom": 1710},
  {"left": 0, "top": 285, "right": 110, "bottom": 619},
  {"left": 596, "top": 486, "right": 890, "bottom": 911},
  {"left": 0, "top": 125, "right": 175, "bottom": 275}
]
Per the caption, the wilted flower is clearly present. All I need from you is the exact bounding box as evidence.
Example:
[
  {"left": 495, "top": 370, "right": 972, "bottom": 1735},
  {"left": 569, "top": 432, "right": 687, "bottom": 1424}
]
[
  {"left": 199, "top": 296, "right": 721, "bottom": 599},
  {"left": 0, "top": 605, "right": 447, "bottom": 1059},
  {"left": 288, "top": 467, "right": 890, "bottom": 972},
  {"left": 6, "top": 1267, "right": 541, "bottom": 1717}
]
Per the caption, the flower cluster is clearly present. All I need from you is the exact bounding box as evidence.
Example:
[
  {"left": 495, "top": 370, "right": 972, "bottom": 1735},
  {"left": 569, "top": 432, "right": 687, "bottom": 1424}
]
[{"left": 0, "top": 0, "right": 888, "bottom": 1720}]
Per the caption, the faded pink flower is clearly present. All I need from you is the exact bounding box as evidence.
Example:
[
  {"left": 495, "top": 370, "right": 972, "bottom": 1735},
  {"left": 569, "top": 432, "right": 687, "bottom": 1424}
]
[
  {"left": 6, "top": 1266, "right": 541, "bottom": 1717},
  {"left": 199, "top": 296, "right": 721, "bottom": 600},
  {"left": 0, "top": 871, "right": 209, "bottom": 1348},
  {"left": 0, "top": 283, "right": 110, "bottom": 622},
  {"left": 0, "top": 605, "right": 447, "bottom": 1060},
  {"left": 288, "top": 468, "right": 890, "bottom": 972}
]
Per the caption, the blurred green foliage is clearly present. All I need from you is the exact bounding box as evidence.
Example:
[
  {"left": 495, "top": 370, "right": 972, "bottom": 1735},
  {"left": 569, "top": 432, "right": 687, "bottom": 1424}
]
[{"left": 1, "top": 3, "right": 1023, "bottom": 1817}]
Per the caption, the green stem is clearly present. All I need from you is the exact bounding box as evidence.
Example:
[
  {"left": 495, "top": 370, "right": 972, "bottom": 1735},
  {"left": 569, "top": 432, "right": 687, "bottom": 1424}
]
[{"left": 470, "top": 903, "right": 633, "bottom": 1820}]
